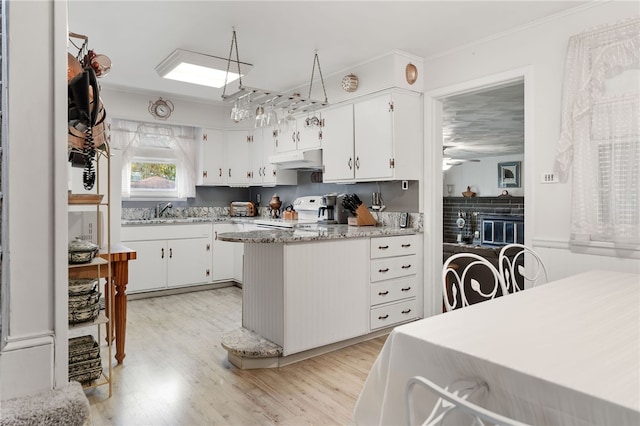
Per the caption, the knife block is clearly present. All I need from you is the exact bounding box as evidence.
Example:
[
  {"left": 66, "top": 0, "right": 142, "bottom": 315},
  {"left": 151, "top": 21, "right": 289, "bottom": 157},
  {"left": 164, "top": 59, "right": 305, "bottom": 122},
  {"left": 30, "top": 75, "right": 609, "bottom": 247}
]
[{"left": 348, "top": 204, "right": 377, "bottom": 226}]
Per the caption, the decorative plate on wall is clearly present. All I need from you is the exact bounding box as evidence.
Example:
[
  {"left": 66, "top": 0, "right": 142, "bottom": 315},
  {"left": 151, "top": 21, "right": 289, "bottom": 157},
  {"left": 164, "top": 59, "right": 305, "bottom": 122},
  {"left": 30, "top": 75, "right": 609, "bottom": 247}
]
[
  {"left": 405, "top": 63, "right": 418, "bottom": 85},
  {"left": 341, "top": 73, "right": 359, "bottom": 93}
]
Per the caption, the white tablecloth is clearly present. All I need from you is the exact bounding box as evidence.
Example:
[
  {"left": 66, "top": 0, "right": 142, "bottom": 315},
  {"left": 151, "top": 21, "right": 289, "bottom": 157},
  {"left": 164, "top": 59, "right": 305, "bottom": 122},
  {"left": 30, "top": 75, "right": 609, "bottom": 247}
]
[{"left": 353, "top": 270, "right": 640, "bottom": 425}]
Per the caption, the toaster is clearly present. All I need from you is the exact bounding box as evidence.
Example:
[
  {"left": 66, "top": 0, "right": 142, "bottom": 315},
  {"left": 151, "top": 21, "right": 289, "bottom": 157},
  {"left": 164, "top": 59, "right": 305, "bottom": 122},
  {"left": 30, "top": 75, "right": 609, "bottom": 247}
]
[{"left": 229, "top": 201, "right": 257, "bottom": 217}]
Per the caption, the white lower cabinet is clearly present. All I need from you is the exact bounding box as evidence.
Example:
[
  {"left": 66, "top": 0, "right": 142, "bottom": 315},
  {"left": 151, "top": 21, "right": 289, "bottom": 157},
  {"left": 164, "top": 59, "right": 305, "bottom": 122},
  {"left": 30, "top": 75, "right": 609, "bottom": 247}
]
[
  {"left": 369, "top": 234, "right": 420, "bottom": 330},
  {"left": 212, "top": 223, "right": 243, "bottom": 282},
  {"left": 122, "top": 224, "right": 212, "bottom": 293}
]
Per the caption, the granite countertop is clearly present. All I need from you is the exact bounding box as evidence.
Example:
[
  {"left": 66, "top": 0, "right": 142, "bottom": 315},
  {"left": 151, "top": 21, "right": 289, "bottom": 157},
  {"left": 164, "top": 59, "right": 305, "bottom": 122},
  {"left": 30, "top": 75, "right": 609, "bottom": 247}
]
[
  {"left": 121, "top": 217, "right": 249, "bottom": 226},
  {"left": 216, "top": 224, "right": 419, "bottom": 243}
]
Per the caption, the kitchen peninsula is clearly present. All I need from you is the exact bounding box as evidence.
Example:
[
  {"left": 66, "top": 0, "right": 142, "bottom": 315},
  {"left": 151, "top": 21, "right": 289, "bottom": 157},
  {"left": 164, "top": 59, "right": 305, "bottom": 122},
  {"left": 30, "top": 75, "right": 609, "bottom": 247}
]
[{"left": 217, "top": 225, "right": 423, "bottom": 369}]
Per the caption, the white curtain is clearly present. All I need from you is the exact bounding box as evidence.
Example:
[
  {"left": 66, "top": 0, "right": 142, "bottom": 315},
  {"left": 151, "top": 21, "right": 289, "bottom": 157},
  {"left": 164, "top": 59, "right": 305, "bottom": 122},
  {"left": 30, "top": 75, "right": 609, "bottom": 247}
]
[
  {"left": 111, "top": 118, "right": 197, "bottom": 199},
  {"left": 555, "top": 17, "right": 640, "bottom": 245}
]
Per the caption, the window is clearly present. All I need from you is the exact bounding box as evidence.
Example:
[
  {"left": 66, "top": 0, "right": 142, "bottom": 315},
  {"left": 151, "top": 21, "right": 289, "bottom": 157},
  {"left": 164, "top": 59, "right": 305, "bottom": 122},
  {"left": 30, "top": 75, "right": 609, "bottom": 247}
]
[
  {"left": 130, "top": 159, "right": 176, "bottom": 192},
  {"left": 555, "top": 18, "right": 639, "bottom": 257},
  {"left": 111, "top": 119, "right": 196, "bottom": 199}
]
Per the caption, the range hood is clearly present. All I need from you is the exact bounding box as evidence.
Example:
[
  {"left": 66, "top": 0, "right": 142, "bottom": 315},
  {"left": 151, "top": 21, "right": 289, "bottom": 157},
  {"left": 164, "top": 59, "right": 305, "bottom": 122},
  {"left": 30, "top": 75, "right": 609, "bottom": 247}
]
[{"left": 268, "top": 149, "right": 323, "bottom": 170}]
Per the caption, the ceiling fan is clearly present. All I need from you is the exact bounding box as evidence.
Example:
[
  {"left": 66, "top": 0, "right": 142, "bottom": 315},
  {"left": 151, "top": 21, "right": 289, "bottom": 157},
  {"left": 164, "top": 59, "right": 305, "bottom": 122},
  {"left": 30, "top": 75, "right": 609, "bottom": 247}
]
[{"left": 442, "top": 146, "right": 480, "bottom": 170}]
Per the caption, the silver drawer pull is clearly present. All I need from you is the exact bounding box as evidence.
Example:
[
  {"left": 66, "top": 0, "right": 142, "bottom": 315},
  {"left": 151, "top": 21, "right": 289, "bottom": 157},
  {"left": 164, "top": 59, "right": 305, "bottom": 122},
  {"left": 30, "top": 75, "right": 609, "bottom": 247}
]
[
  {"left": 401, "top": 309, "right": 412, "bottom": 314},
  {"left": 401, "top": 243, "right": 411, "bottom": 248},
  {"left": 379, "top": 268, "right": 390, "bottom": 273},
  {"left": 378, "top": 314, "right": 389, "bottom": 320},
  {"left": 378, "top": 291, "right": 389, "bottom": 296},
  {"left": 401, "top": 287, "right": 411, "bottom": 292},
  {"left": 378, "top": 245, "right": 389, "bottom": 250},
  {"left": 401, "top": 264, "right": 412, "bottom": 269}
]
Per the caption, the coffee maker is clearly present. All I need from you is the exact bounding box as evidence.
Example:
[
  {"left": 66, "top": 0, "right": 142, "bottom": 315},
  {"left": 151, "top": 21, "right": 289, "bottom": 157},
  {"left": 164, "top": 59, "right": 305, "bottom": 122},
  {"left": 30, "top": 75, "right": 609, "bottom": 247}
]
[{"left": 318, "top": 194, "right": 337, "bottom": 224}]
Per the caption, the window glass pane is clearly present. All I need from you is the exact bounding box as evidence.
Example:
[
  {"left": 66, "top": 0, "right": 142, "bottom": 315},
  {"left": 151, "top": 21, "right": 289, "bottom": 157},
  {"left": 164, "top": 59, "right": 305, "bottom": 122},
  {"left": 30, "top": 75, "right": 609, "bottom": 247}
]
[
  {"left": 494, "top": 221, "right": 504, "bottom": 244},
  {"left": 130, "top": 160, "right": 176, "bottom": 190},
  {"left": 483, "top": 221, "right": 493, "bottom": 243}
]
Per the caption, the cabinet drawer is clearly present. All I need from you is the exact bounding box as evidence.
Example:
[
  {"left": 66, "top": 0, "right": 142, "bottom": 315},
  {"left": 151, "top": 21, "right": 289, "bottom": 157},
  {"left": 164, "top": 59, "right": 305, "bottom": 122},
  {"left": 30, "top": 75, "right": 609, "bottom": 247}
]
[
  {"left": 370, "top": 299, "right": 417, "bottom": 330},
  {"left": 371, "top": 234, "right": 418, "bottom": 259},
  {"left": 370, "top": 276, "right": 417, "bottom": 306},
  {"left": 370, "top": 254, "right": 417, "bottom": 282}
]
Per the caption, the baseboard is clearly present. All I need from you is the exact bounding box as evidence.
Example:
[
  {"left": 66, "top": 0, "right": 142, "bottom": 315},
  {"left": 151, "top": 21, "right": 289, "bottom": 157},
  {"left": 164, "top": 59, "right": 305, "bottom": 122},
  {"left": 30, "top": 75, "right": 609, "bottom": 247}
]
[{"left": 127, "top": 281, "right": 238, "bottom": 300}]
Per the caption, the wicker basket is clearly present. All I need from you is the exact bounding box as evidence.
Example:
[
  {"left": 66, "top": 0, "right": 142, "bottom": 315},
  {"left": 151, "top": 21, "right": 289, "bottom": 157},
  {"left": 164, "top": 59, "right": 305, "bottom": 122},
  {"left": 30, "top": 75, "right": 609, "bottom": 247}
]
[
  {"left": 68, "top": 336, "right": 100, "bottom": 364},
  {"left": 69, "top": 365, "right": 103, "bottom": 384},
  {"left": 68, "top": 301, "right": 100, "bottom": 324}
]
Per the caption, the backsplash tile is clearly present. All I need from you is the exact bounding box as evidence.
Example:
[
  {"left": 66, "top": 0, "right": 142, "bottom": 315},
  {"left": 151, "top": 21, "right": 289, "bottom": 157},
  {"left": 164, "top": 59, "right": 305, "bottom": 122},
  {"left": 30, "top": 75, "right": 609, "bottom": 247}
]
[{"left": 122, "top": 207, "right": 423, "bottom": 231}]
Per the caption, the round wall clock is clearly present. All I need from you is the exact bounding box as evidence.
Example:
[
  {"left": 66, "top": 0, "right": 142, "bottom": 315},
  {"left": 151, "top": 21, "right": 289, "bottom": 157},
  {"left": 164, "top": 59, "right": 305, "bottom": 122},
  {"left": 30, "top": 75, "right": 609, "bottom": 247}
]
[
  {"left": 405, "top": 63, "right": 418, "bottom": 85},
  {"left": 148, "top": 97, "right": 174, "bottom": 120},
  {"left": 341, "top": 73, "right": 359, "bottom": 93}
]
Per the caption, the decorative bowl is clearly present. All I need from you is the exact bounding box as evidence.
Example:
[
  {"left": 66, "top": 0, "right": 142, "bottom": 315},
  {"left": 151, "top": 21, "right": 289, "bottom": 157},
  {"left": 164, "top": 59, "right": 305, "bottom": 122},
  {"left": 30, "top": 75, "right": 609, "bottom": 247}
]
[
  {"left": 68, "top": 237, "right": 99, "bottom": 264},
  {"left": 68, "top": 278, "right": 98, "bottom": 296},
  {"left": 461, "top": 186, "right": 476, "bottom": 197}
]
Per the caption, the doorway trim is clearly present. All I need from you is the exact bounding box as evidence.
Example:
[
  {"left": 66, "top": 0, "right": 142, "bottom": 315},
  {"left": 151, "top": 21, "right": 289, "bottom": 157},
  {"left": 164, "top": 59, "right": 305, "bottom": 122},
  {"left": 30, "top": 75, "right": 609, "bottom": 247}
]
[{"left": 422, "top": 66, "right": 534, "bottom": 318}]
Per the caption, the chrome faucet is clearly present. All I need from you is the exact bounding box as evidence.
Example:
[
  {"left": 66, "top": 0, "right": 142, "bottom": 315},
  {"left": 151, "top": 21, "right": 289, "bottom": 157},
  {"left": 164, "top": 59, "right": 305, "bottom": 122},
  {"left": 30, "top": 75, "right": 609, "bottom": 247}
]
[{"left": 156, "top": 202, "right": 173, "bottom": 218}]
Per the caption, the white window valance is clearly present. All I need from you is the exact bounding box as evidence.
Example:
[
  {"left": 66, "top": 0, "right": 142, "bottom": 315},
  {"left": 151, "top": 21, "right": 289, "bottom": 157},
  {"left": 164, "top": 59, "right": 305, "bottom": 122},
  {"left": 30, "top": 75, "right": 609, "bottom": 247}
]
[
  {"left": 555, "top": 17, "right": 640, "bottom": 248},
  {"left": 111, "top": 118, "right": 197, "bottom": 199}
]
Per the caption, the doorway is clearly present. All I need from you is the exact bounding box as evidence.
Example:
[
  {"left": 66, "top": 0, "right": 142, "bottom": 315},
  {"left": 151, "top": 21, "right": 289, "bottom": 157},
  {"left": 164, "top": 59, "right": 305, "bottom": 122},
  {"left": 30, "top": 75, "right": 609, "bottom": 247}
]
[{"left": 422, "top": 67, "right": 533, "bottom": 318}]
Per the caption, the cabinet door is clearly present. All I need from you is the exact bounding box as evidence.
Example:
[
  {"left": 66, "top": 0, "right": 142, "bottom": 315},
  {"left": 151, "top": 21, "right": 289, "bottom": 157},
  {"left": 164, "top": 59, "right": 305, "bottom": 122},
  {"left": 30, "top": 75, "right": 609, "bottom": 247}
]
[
  {"left": 297, "top": 115, "right": 323, "bottom": 151},
  {"left": 354, "top": 94, "right": 394, "bottom": 180},
  {"left": 250, "top": 128, "right": 264, "bottom": 184},
  {"left": 124, "top": 240, "right": 168, "bottom": 293},
  {"left": 275, "top": 119, "right": 298, "bottom": 153},
  {"left": 212, "top": 224, "right": 238, "bottom": 281},
  {"left": 199, "top": 128, "right": 226, "bottom": 185},
  {"left": 321, "top": 104, "right": 355, "bottom": 182},
  {"left": 167, "top": 238, "right": 212, "bottom": 287},
  {"left": 226, "top": 130, "right": 252, "bottom": 185}
]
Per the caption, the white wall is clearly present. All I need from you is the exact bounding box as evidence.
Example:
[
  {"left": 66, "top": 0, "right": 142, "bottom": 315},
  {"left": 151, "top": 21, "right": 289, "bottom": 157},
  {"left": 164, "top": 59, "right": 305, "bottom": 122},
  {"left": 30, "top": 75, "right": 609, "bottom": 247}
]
[
  {"left": 101, "top": 87, "right": 235, "bottom": 130},
  {"left": 423, "top": 1, "right": 640, "bottom": 299},
  {"left": 0, "top": 0, "right": 69, "bottom": 399},
  {"left": 444, "top": 154, "right": 524, "bottom": 197}
]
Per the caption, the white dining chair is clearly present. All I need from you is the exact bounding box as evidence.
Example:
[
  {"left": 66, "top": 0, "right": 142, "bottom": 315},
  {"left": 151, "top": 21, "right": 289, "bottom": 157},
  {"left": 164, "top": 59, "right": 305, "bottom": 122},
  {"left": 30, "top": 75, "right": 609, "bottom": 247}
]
[
  {"left": 498, "top": 244, "right": 548, "bottom": 292},
  {"left": 406, "top": 376, "right": 528, "bottom": 426},
  {"left": 442, "top": 253, "right": 507, "bottom": 311}
]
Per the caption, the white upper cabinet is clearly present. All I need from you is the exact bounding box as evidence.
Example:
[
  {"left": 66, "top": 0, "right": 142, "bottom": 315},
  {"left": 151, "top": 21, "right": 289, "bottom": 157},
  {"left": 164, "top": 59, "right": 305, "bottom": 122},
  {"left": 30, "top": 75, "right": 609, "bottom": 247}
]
[
  {"left": 323, "top": 90, "right": 422, "bottom": 183},
  {"left": 251, "top": 127, "right": 297, "bottom": 186},
  {"left": 354, "top": 94, "right": 396, "bottom": 180},
  {"left": 226, "top": 129, "right": 253, "bottom": 186},
  {"left": 322, "top": 104, "right": 355, "bottom": 182},
  {"left": 275, "top": 115, "right": 323, "bottom": 153},
  {"left": 197, "top": 128, "right": 226, "bottom": 185}
]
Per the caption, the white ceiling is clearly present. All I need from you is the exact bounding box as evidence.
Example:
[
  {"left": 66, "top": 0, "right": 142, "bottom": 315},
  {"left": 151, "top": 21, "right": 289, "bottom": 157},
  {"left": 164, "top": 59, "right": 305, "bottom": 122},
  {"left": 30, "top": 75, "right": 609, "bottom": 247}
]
[
  {"left": 443, "top": 81, "right": 525, "bottom": 159},
  {"left": 68, "top": 1, "right": 585, "bottom": 160},
  {"left": 68, "top": 1, "right": 586, "bottom": 106}
]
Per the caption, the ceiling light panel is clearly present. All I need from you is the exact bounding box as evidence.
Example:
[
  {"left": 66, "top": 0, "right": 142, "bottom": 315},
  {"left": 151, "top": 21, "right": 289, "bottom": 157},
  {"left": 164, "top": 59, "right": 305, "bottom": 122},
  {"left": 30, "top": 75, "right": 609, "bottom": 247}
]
[{"left": 156, "top": 49, "right": 252, "bottom": 88}]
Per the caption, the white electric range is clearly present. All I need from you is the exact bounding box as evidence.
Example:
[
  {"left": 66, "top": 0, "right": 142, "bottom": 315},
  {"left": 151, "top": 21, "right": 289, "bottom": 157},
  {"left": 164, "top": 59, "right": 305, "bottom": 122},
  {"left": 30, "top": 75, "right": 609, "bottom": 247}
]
[{"left": 253, "top": 196, "right": 323, "bottom": 229}]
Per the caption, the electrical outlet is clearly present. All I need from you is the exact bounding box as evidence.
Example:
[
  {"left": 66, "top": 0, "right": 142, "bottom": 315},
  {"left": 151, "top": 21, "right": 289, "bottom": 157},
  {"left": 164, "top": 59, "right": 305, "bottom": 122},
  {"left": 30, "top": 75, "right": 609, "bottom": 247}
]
[{"left": 541, "top": 172, "right": 559, "bottom": 183}]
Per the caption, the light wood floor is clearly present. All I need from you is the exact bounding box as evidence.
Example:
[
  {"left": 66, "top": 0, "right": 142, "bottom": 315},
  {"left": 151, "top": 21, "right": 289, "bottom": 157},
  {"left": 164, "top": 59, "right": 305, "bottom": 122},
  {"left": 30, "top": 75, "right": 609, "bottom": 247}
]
[{"left": 85, "top": 286, "right": 386, "bottom": 425}]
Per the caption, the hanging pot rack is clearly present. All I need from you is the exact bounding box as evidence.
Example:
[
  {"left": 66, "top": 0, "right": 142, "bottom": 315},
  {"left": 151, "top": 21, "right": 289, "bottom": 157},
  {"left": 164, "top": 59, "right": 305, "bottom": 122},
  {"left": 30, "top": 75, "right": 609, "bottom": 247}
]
[{"left": 221, "top": 29, "right": 329, "bottom": 118}]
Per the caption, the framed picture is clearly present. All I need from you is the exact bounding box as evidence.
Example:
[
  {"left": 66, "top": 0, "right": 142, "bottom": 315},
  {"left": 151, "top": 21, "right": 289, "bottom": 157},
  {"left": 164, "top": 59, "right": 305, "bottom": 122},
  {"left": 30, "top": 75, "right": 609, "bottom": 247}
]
[{"left": 498, "top": 161, "right": 521, "bottom": 188}]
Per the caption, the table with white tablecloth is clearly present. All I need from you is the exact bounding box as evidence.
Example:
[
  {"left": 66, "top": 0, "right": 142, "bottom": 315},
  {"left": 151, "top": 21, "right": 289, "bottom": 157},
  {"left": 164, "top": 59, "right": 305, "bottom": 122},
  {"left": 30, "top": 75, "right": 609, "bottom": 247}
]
[{"left": 353, "top": 270, "right": 640, "bottom": 425}]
